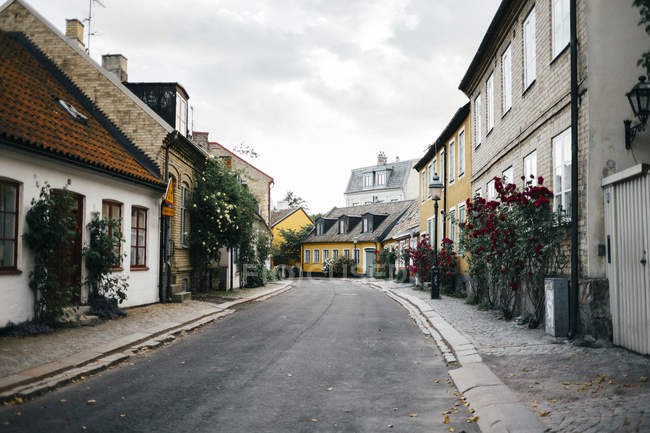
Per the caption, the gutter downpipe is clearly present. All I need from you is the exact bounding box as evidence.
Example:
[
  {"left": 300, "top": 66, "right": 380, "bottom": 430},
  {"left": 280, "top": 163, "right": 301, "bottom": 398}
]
[
  {"left": 443, "top": 144, "right": 448, "bottom": 241},
  {"left": 159, "top": 141, "right": 170, "bottom": 303},
  {"left": 569, "top": 0, "right": 579, "bottom": 338}
]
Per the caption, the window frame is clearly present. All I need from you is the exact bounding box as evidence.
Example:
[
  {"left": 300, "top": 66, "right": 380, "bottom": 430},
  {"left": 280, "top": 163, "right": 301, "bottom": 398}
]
[
  {"left": 448, "top": 139, "right": 456, "bottom": 184},
  {"left": 102, "top": 199, "right": 123, "bottom": 268},
  {"left": 304, "top": 249, "right": 310, "bottom": 264},
  {"left": 475, "top": 94, "right": 482, "bottom": 147},
  {"left": 180, "top": 183, "right": 190, "bottom": 247},
  {"left": 502, "top": 44, "right": 512, "bottom": 114},
  {"left": 314, "top": 249, "right": 320, "bottom": 264},
  {"left": 448, "top": 206, "right": 456, "bottom": 250},
  {"left": 375, "top": 171, "right": 386, "bottom": 186},
  {"left": 553, "top": 128, "right": 572, "bottom": 219},
  {"left": 457, "top": 202, "right": 466, "bottom": 253},
  {"left": 421, "top": 170, "right": 427, "bottom": 202},
  {"left": 354, "top": 249, "right": 360, "bottom": 265},
  {"left": 439, "top": 149, "right": 446, "bottom": 185},
  {"left": 0, "top": 180, "right": 20, "bottom": 272},
  {"left": 333, "top": 249, "right": 339, "bottom": 259},
  {"left": 363, "top": 173, "right": 373, "bottom": 188},
  {"left": 502, "top": 166, "right": 514, "bottom": 185},
  {"left": 487, "top": 179, "right": 496, "bottom": 201},
  {"left": 323, "top": 249, "right": 330, "bottom": 261},
  {"left": 524, "top": 150, "right": 538, "bottom": 185},
  {"left": 458, "top": 128, "right": 466, "bottom": 178},
  {"left": 343, "top": 249, "right": 350, "bottom": 259},
  {"left": 427, "top": 216, "right": 435, "bottom": 246},
  {"left": 427, "top": 163, "right": 433, "bottom": 199},
  {"left": 486, "top": 73, "right": 494, "bottom": 132},
  {"left": 339, "top": 219, "right": 345, "bottom": 234},
  {"left": 130, "top": 206, "right": 148, "bottom": 269},
  {"left": 523, "top": 6, "right": 537, "bottom": 90},
  {"left": 552, "top": 0, "right": 570, "bottom": 60}
]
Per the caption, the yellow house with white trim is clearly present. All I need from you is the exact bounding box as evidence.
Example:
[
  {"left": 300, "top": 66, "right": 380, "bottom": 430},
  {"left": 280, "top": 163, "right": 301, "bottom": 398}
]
[
  {"left": 414, "top": 103, "right": 472, "bottom": 289},
  {"left": 271, "top": 207, "right": 313, "bottom": 267},
  {"left": 301, "top": 201, "right": 415, "bottom": 276}
]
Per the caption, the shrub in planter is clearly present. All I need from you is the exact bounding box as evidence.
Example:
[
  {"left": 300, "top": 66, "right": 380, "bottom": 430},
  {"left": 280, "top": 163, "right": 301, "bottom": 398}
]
[
  {"left": 408, "top": 236, "right": 434, "bottom": 286},
  {"left": 332, "top": 256, "right": 356, "bottom": 277},
  {"left": 322, "top": 257, "right": 335, "bottom": 276},
  {"left": 376, "top": 247, "right": 397, "bottom": 279},
  {"left": 438, "top": 238, "right": 459, "bottom": 295}
]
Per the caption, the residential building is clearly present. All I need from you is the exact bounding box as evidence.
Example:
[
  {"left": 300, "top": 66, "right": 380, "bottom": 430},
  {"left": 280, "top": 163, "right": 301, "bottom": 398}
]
[
  {"left": 344, "top": 152, "right": 419, "bottom": 206},
  {"left": 414, "top": 103, "right": 472, "bottom": 291},
  {"left": 381, "top": 201, "right": 420, "bottom": 274},
  {"left": 0, "top": 31, "right": 163, "bottom": 326},
  {"left": 270, "top": 206, "right": 313, "bottom": 267},
  {"left": 301, "top": 201, "right": 415, "bottom": 276},
  {"left": 459, "top": 0, "right": 650, "bottom": 350}
]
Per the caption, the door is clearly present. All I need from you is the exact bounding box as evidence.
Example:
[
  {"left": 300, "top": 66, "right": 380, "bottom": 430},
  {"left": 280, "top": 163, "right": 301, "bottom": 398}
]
[
  {"left": 365, "top": 249, "right": 375, "bottom": 277},
  {"left": 53, "top": 191, "right": 84, "bottom": 304}
]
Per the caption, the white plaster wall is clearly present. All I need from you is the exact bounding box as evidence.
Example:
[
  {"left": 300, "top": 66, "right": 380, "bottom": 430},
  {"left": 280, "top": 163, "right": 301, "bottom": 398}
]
[
  {"left": 345, "top": 189, "right": 405, "bottom": 207},
  {"left": 0, "top": 147, "right": 161, "bottom": 326},
  {"left": 403, "top": 168, "right": 420, "bottom": 201}
]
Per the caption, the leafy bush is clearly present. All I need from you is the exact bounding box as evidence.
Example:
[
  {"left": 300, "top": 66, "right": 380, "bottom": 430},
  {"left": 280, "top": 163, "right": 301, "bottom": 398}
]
[
  {"left": 23, "top": 184, "right": 79, "bottom": 325},
  {"left": 331, "top": 256, "right": 356, "bottom": 277},
  {"left": 272, "top": 225, "right": 313, "bottom": 266},
  {"left": 376, "top": 247, "right": 397, "bottom": 279},
  {"left": 409, "top": 236, "right": 434, "bottom": 286},
  {"left": 439, "top": 238, "right": 459, "bottom": 295},
  {"left": 322, "top": 257, "right": 335, "bottom": 275},
  {"left": 0, "top": 320, "right": 51, "bottom": 337}
]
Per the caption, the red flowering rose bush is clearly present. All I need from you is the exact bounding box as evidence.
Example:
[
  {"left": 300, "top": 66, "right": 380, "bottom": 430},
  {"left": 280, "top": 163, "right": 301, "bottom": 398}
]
[
  {"left": 438, "top": 238, "right": 459, "bottom": 294},
  {"left": 409, "top": 235, "right": 434, "bottom": 287},
  {"left": 460, "top": 175, "right": 568, "bottom": 324}
]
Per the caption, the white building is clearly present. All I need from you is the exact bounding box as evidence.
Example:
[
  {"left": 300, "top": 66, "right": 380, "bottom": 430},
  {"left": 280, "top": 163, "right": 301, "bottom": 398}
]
[{"left": 344, "top": 152, "right": 419, "bottom": 207}]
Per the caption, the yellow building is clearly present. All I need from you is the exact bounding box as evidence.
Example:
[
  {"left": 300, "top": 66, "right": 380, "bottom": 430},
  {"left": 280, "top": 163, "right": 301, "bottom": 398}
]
[
  {"left": 414, "top": 103, "right": 472, "bottom": 289},
  {"left": 301, "top": 201, "right": 415, "bottom": 276},
  {"left": 271, "top": 207, "right": 313, "bottom": 266}
]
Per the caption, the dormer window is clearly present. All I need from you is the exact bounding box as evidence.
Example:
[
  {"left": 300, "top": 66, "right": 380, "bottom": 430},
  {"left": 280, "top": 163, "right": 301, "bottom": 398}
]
[
  {"left": 176, "top": 92, "right": 188, "bottom": 136},
  {"left": 363, "top": 173, "right": 373, "bottom": 188},
  {"left": 339, "top": 219, "right": 346, "bottom": 234},
  {"left": 363, "top": 217, "right": 369, "bottom": 233},
  {"left": 317, "top": 221, "right": 324, "bottom": 236},
  {"left": 376, "top": 171, "right": 386, "bottom": 185}
]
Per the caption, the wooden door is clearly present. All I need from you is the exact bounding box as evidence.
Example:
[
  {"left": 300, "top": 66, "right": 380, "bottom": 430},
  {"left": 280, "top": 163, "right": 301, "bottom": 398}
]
[{"left": 52, "top": 191, "right": 84, "bottom": 304}]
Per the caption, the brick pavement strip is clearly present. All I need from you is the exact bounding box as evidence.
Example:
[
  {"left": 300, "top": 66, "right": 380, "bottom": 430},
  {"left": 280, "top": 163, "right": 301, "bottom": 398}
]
[
  {"left": 367, "top": 279, "right": 650, "bottom": 433},
  {"left": 0, "top": 281, "right": 293, "bottom": 402}
]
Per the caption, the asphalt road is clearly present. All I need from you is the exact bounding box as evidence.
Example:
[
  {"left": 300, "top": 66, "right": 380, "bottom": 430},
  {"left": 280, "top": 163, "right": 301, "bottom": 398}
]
[{"left": 0, "top": 279, "right": 479, "bottom": 433}]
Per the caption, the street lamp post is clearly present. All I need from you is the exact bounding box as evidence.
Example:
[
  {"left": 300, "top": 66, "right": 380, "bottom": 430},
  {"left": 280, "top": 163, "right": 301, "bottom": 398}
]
[
  {"left": 429, "top": 175, "right": 444, "bottom": 300},
  {"left": 353, "top": 235, "right": 359, "bottom": 276}
]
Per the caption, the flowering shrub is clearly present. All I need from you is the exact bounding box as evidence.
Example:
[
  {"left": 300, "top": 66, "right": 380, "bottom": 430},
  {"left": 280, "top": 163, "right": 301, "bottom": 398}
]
[
  {"left": 322, "top": 257, "right": 335, "bottom": 275},
  {"left": 331, "top": 256, "right": 356, "bottom": 276},
  {"left": 376, "top": 247, "right": 397, "bottom": 279},
  {"left": 460, "top": 175, "right": 568, "bottom": 323},
  {"left": 409, "top": 236, "right": 434, "bottom": 286},
  {"left": 438, "top": 238, "right": 458, "bottom": 294}
]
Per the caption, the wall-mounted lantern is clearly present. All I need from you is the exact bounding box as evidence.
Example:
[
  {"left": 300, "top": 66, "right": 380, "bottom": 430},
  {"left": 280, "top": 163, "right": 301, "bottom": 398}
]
[{"left": 625, "top": 76, "right": 649, "bottom": 149}]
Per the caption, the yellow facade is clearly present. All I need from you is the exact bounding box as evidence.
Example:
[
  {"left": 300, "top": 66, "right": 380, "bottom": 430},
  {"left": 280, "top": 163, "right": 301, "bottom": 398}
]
[
  {"left": 417, "top": 108, "right": 472, "bottom": 274},
  {"left": 272, "top": 208, "right": 313, "bottom": 247},
  {"left": 301, "top": 241, "right": 381, "bottom": 274}
]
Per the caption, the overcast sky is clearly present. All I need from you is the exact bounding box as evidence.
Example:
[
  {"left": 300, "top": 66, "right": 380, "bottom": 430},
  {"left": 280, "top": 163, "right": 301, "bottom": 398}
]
[{"left": 28, "top": 0, "right": 500, "bottom": 214}]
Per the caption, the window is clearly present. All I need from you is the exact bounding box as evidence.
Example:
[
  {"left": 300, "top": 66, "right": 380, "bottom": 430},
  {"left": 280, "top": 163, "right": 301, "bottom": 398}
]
[
  {"left": 502, "top": 166, "right": 514, "bottom": 185},
  {"left": 458, "top": 204, "right": 466, "bottom": 253},
  {"left": 427, "top": 163, "right": 433, "bottom": 198},
  {"left": 487, "top": 180, "right": 496, "bottom": 200},
  {"left": 323, "top": 249, "right": 330, "bottom": 261},
  {"left": 131, "top": 207, "right": 147, "bottom": 268},
  {"left": 449, "top": 140, "right": 455, "bottom": 183},
  {"left": 475, "top": 94, "right": 482, "bottom": 146},
  {"left": 180, "top": 183, "right": 190, "bottom": 246},
  {"left": 363, "top": 217, "right": 369, "bottom": 233},
  {"left": 333, "top": 249, "right": 339, "bottom": 259},
  {"left": 553, "top": 128, "right": 572, "bottom": 218},
  {"left": 316, "top": 222, "right": 323, "bottom": 236},
  {"left": 552, "top": 0, "right": 570, "bottom": 59},
  {"left": 0, "top": 180, "right": 19, "bottom": 270},
  {"left": 421, "top": 171, "right": 427, "bottom": 202},
  {"left": 304, "top": 250, "right": 310, "bottom": 264},
  {"left": 432, "top": 158, "right": 437, "bottom": 183},
  {"left": 314, "top": 249, "right": 320, "bottom": 264},
  {"left": 354, "top": 249, "right": 360, "bottom": 265},
  {"left": 487, "top": 73, "right": 494, "bottom": 131},
  {"left": 502, "top": 44, "right": 512, "bottom": 113},
  {"left": 102, "top": 200, "right": 122, "bottom": 263},
  {"left": 524, "top": 150, "right": 538, "bottom": 184},
  {"left": 372, "top": 195, "right": 379, "bottom": 203},
  {"left": 439, "top": 149, "right": 446, "bottom": 184},
  {"left": 427, "top": 216, "right": 435, "bottom": 246},
  {"left": 458, "top": 129, "right": 465, "bottom": 177},
  {"left": 343, "top": 249, "right": 350, "bottom": 259},
  {"left": 176, "top": 93, "right": 187, "bottom": 136},
  {"left": 476, "top": 187, "right": 482, "bottom": 197},
  {"left": 376, "top": 172, "right": 386, "bottom": 185},
  {"left": 523, "top": 7, "right": 537, "bottom": 88},
  {"left": 339, "top": 219, "right": 345, "bottom": 234},
  {"left": 363, "top": 173, "right": 373, "bottom": 188},
  {"left": 449, "top": 208, "right": 456, "bottom": 250}
]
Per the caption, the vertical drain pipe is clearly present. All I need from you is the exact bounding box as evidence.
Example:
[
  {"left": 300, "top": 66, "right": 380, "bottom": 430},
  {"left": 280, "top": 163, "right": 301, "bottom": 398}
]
[{"left": 569, "top": 0, "right": 580, "bottom": 338}]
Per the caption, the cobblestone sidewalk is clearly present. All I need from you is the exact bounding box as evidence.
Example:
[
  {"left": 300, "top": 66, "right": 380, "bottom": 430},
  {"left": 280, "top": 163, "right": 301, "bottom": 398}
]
[
  {"left": 382, "top": 280, "right": 650, "bottom": 433},
  {"left": 0, "top": 285, "right": 281, "bottom": 379}
]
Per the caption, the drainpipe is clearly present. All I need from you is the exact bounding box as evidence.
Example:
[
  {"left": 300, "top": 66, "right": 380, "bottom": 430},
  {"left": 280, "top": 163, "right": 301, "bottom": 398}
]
[
  {"left": 158, "top": 142, "right": 170, "bottom": 303},
  {"left": 443, "top": 144, "right": 448, "bottom": 241},
  {"left": 569, "top": 0, "right": 579, "bottom": 338}
]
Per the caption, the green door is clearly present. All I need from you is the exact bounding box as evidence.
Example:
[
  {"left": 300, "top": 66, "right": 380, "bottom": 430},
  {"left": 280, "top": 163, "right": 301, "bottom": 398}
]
[{"left": 365, "top": 250, "right": 376, "bottom": 277}]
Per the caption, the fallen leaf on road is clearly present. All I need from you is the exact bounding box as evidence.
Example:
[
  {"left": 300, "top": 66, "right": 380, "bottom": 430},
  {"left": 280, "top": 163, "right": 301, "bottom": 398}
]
[
  {"left": 287, "top": 373, "right": 293, "bottom": 377},
  {"left": 469, "top": 408, "right": 475, "bottom": 414},
  {"left": 15, "top": 412, "right": 20, "bottom": 417},
  {"left": 2, "top": 421, "right": 7, "bottom": 425},
  {"left": 539, "top": 411, "right": 550, "bottom": 417},
  {"left": 443, "top": 410, "right": 452, "bottom": 415},
  {"left": 60, "top": 399, "right": 67, "bottom": 403},
  {"left": 311, "top": 418, "right": 318, "bottom": 422},
  {"left": 469, "top": 416, "right": 479, "bottom": 422},
  {"left": 387, "top": 424, "right": 393, "bottom": 428},
  {"left": 561, "top": 381, "right": 571, "bottom": 385},
  {"left": 448, "top": 427, "right": 455, "bottom": 432},
  {"left": 86, "top": 400, "right": 96, "bottom": 405},
  {"left": 82, "top": 426, "right": 88, "bottom": 430},
  {"left": 624, "top": 420, "right": 631, "bottom": 426},
  {"left": 443, "top": 415, "right": 449, "bottom": 424},
  {"left": 120, "top": 413, "right": 127, "bottom": 418},
  {"left": 14, "top": 397, "right": 23, "bottom": 404},
  {"left": 563, "top": 386, "right": 571, "bottom": 390},
  {"left": 641, "top": 376, "right": 648, "bottom": 382},
  {"left": 550, "top": 399, "right": 558, "bottom": 403},
  {"left": 393, "top": 408, "right": 399, "bottom": 411},
  {"left": 409, "top": 413, "right": 417, "bottom": 418},
  {"left": 623, "top": 373, "right": 628, "bottom": 377},
  {"left": 215, "top": 386, "right": 220, "bottom": 390}
]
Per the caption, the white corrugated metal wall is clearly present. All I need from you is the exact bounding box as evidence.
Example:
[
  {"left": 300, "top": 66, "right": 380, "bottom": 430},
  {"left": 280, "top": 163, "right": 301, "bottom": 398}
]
[{"left": 603, "top": 165, "right": 650, "bottom": 354}]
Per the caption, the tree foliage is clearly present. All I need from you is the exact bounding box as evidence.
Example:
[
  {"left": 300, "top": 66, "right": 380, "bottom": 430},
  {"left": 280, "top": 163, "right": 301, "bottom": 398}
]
[
  {"left": 283, "top": 191, "right": 308, "bottom": 210},
  {"left": 272, "top": 224, "right": 313, "bottom": 265},
  {"left": 634, "top": 0, "right": 650, "bottom": 73},
  {"left": 189, "top": 157, "right": 259, "bottom": 290}
]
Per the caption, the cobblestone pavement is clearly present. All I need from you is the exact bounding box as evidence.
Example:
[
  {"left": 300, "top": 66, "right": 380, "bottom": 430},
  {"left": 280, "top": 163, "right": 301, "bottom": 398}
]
[
  {"left": 386, "top": 282, "right": 650, "bottom": 433},
  {"left": 0, "top": 286, "right": 276, "bottom": 378}
]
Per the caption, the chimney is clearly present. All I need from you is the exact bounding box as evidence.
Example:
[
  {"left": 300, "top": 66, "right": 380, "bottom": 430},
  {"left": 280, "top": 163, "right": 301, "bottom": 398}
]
[
  {"left": 192, "top": 131, "right": 209, "bottom": 148},
  {"left": 276, "top": 200, "right": 290, "bottom": 210},
  {"left": 65, "top": 19, "right": 84, "bottom": 49},
  {"left": 101, "top": 54, "right": 128, "bottom": 82},
  {"left": 377, "top": 151, "right": 387, "bottom": 165},
  {"left": 395, "top": 156, "right": 400, "bottom": 162}
]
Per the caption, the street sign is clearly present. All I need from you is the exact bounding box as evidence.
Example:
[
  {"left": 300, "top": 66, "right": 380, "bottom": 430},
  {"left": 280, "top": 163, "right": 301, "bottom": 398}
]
[
  {"left": 162, "top": 206, "right": 174, "bottom": 216},
  {"left": 162, "top": 178, "right": 175, "bottom": 216}
]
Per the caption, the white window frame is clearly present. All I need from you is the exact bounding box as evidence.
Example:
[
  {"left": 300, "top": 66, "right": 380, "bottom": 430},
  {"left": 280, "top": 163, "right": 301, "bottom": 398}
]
[
  {"left": 333, "top": 249, "right": 339, "bottom": 259},
  {"left": 475, "top": 94, "right": 482, "bottom": 147},
  {"left": 552, "top": 0, "right": 570, "bottom": 60},
  {"left": 439, "top": 149, "right": 446, "bottom": 185},
  {"left": 427, "top": 163, "right": 433, "bottom": 199},
  {"left": 523, "top": 7, "right": 537, "bottom": 89},
  {"left": 314, "top": 249, "right": 320, "bottom": 264},
  {"left": 502, "top": 44, "right": 512, "bottom": 114},
  {"left": 487, "top": 73, "right": 494, "bottom": 132},
  {"left": 524, "top": 150, "right": 538, "bottom": 185},
  {"left": 458, "top": 128, "right": 465, "bottom": 178},
  {"left": 553, "top": 128, "right": 572, "bottom": 219},
  {"left": 502, "top": 166, "right": 514, "bottom": 185},
  {"left": 448, "top": 139, "right": 455, "bottom": 184},
  {"left": 487, "top": 179, "right": 496, "bottom": 200},
  {"left": 427, "top": 216, "right": 435, "bottom": 246},
  {"left": 323, "top": 249, "right": 330, "bottom": 261},
  {"left": 363, "top": 173, "right": 373, "bottom": 188},
  {"left": 339, "top": 219, "right": 345, "bottom": 234},
  {"left": 421, "top": 171, "right": 427, "bottom": 202},
  {"left": 448, "top": 206, "right": 456, "bottom": 250},
  {"left": 354, "top": 249, "right": 360, "bottom": 265},
  {"left": 180, "top": 183, "right": 189, "bottom": 246},
  {"left": 376, "top": 171, "right": 386, "bottom": 186},
  {"left": 344, "top": 249, "right": 350, "bottom": 259},
  {"left": 457, "top": 202, "right": 466, "bottom": 253},
  {"left": 176, "top": 93, "right": 187, "bottom": 136},
  {"left": 304, "top": 249, "right": 311, "bottom": 264}
]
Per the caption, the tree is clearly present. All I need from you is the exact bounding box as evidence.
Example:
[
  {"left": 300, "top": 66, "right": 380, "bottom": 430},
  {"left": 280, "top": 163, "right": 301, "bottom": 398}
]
[
  {"left": 233, "top": 142, "right": 259, "bottom": 159},
  {"left": 189, "top": 156, "right": 259, "bottom": 291},
  {"left": 272, "top": 225, "right": 313, "bottom": 265},
  {"left": 283, "top": 191, "right": 308, "bottom": 210},
  {"left": 634, "top": 0, "right": 650, "bottom": 73}
]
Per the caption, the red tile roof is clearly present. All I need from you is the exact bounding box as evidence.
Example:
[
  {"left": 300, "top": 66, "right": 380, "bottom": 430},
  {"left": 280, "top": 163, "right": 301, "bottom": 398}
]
[{"left": 0, "top": 32, "right": 162, "bottom": 186}]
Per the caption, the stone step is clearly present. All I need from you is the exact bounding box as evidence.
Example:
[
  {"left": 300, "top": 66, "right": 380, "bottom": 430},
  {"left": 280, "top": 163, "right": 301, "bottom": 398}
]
[{"left": 172, "top": 291, "right": 192, "bottom": 303}]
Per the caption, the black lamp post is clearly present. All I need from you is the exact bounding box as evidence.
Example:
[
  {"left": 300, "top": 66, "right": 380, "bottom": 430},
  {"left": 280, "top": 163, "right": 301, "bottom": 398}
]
[
  {"left": 625, "top": 75, "right": 650, "bottom": 149},
  {"left": 429, "top": 174, "right": 444, "bottom": 300}
]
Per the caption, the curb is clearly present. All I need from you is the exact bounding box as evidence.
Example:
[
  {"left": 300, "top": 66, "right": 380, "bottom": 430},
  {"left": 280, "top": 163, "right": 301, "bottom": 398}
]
[
  {"left": 0, "top": 281, "right": 294, "bottom": 403},
  {"left": 368, "top": 282, "right": 545, "bottom": 433}
]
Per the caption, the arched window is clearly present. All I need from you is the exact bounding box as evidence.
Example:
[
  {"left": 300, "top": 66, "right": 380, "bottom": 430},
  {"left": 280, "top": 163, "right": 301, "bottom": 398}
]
[{"left": 180, "top": 182, "right": 190, "bottom": 246}]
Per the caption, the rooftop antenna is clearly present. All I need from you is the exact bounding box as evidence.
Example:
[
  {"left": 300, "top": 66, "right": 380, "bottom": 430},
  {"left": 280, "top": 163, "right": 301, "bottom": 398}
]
[{"left": 85, "top": 0, "right": 106, "bottom": 55}]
